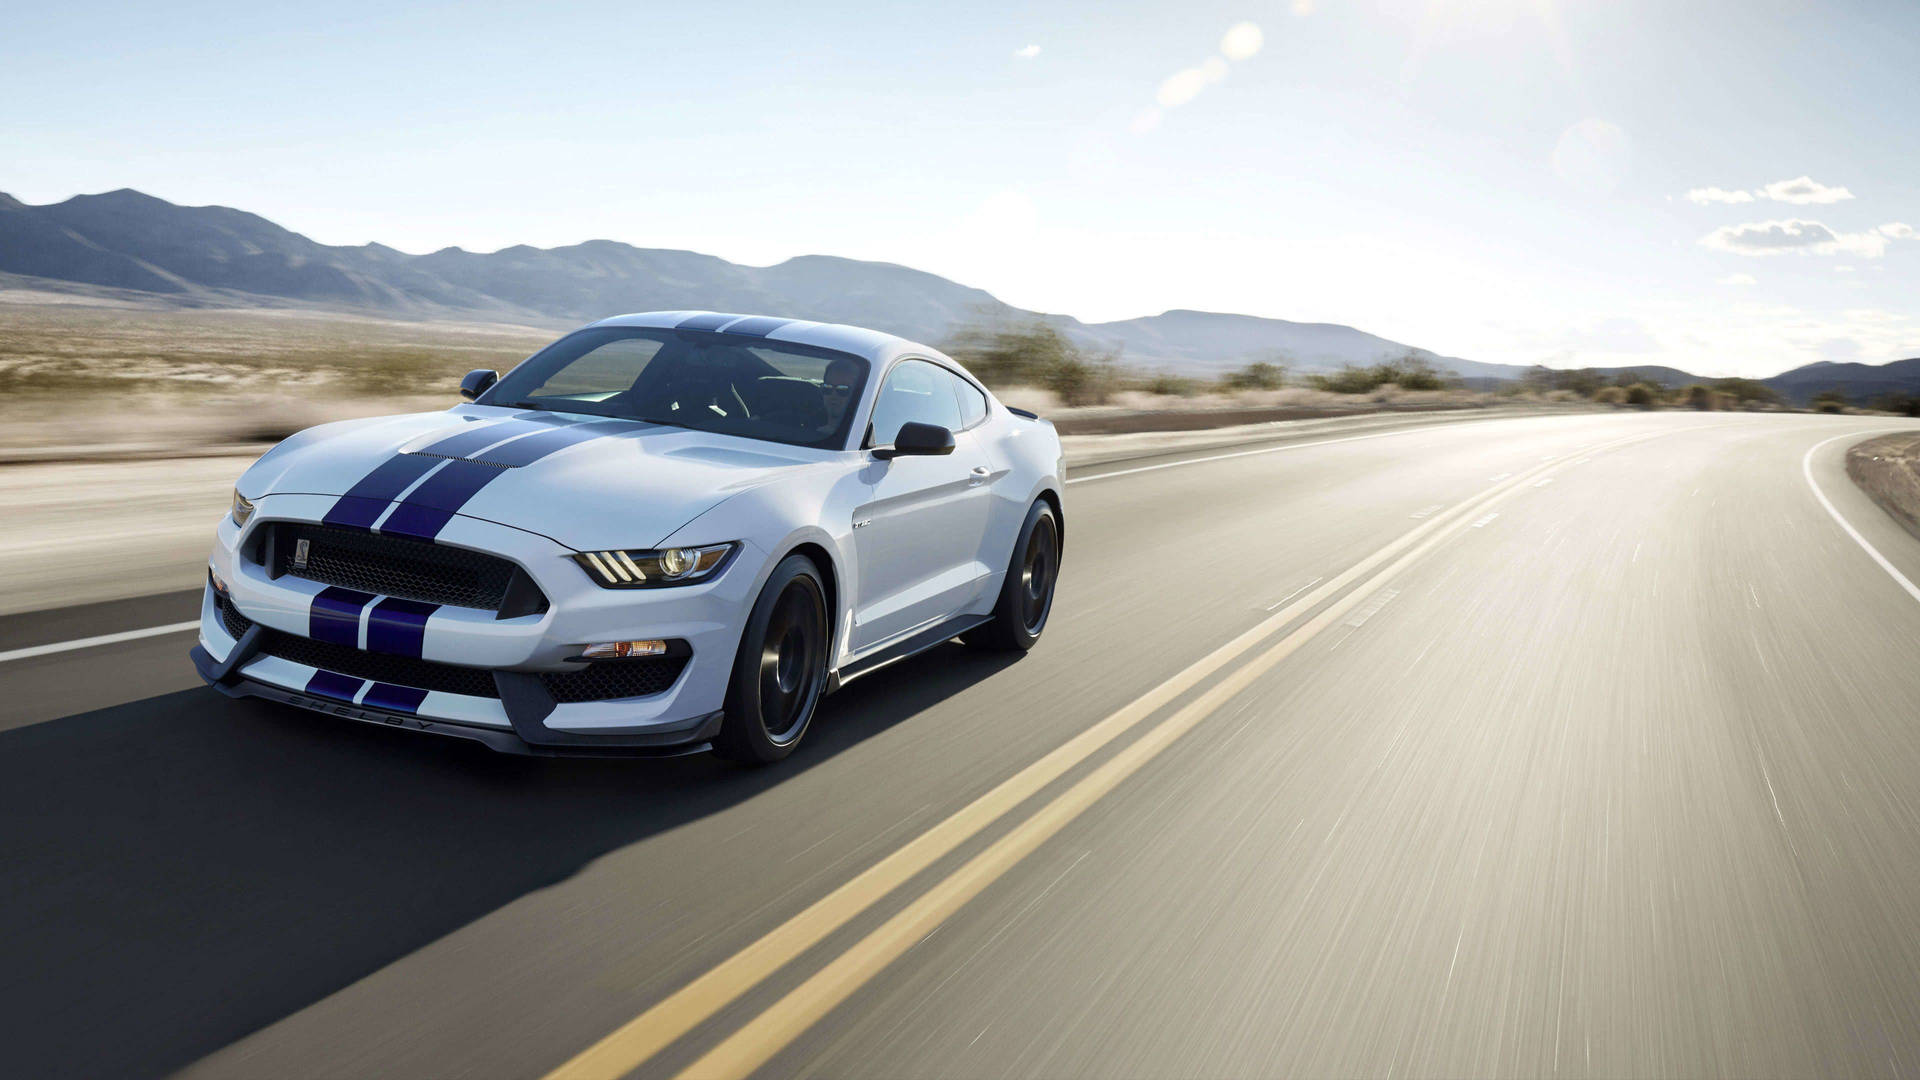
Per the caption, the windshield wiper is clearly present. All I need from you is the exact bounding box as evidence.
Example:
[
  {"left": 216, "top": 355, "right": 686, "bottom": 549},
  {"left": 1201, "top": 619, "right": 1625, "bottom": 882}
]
[{"left": 489, "top": 400, "right": 550, "bottom": 411}]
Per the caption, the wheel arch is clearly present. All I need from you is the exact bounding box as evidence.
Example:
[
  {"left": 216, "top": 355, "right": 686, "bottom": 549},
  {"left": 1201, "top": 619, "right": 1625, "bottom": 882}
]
[
  {"left": 1035, "top": 487, "right": 1065, "bottom": 553},
  {"left": 779, "top": 539, "right": 841, "bottom": 646}
]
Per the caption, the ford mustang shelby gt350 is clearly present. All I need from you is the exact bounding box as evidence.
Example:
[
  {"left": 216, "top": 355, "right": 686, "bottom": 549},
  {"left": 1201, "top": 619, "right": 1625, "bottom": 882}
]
[{"left": 192, "top": 311, "right": 1064, "bottom": 761}]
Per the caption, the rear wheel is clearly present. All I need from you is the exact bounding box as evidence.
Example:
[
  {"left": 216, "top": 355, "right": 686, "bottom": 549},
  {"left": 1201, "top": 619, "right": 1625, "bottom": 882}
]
[
  {"left": 963, "top": 499, "right": 1060, "bottom": 651},
  {"left": 715, "top": 555, "right": 829, "bottom": 763}
]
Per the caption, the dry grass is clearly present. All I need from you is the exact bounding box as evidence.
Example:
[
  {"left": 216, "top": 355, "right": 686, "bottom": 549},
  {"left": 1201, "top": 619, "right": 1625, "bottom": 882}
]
[{"left": 0, "top": 302, "right": 556, "bottom": 456}]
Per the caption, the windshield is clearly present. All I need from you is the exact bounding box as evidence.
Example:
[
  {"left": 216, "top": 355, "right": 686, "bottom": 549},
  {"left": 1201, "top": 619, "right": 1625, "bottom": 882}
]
[{"left": 481, "top": 326, "right": 871, "bottom": 449}]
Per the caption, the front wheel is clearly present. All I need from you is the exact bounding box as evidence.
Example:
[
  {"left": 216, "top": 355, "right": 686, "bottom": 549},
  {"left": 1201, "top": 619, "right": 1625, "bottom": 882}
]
[
  {"left": 715, "top": 555, "right": 829, "bottom": 763},
  {"left": 964, "top": 498, "right": 1060, "bottom": 652}
]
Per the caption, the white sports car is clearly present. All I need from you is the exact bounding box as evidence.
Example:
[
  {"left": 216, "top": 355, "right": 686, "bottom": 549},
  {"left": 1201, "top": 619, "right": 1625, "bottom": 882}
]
[{"left": 193, "top": 311, "right": 1065, "bottom": 762}]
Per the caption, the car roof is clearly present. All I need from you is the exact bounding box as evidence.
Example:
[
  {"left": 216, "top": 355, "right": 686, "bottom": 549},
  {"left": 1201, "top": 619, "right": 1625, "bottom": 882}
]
[{"left": 585, "top": 311, "right": 959, "bottom": 370}]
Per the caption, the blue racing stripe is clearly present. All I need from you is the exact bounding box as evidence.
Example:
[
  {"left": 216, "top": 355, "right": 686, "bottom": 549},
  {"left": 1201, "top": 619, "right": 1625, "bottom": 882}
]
[
  {"left": 309, "top": 586, "right": 377, "bottom": 647},
  {"left": 321, "top": 454, "right": 440, "bottom": 528},
  {"left": 377, "top": 459, "right": 501, "bottom": 539},
  {"left": 675, "top": 312, "right": 739, "bottom": 331},
  {"left": 366, "top": 597, "right": 439, "bottom": 657},
  {"left": 719, "top": 315, "right": 795, "bottom": 337},
  {"left": 474, "top": 419, "right": 637, "bottom": 467},
  {"left": 304, "top": 670, "right": 365, "bottom": 702},
  {"left": 417, "top": 417, "right": 565, "bottom": 459},
  {"left": 381, "top": 421, "right": 637, "bottom": 538},
  {"left": 362, "top": 682, "right": 430, "bottom": 714}
]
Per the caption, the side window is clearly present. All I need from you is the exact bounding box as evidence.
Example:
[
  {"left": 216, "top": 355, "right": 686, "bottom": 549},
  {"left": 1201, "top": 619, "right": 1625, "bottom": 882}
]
[
  {"left": 948, "top": 371, "right": 988, "bottom": 428},
  {"left": 868, "top": 360, "right": 963, "bottom": 446}
]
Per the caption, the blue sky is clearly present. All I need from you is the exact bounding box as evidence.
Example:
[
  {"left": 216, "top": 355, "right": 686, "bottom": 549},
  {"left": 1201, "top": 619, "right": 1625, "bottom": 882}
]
[{"left": 5, "top": 0, "right": 1915, "bottom": 376}]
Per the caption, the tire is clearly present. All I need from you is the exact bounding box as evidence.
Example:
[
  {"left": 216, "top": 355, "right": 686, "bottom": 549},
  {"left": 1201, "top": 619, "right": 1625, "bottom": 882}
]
[
  {"left": 963, "top": 498, "right": 1061, "bottom": 652},
  {"left": 714, "top": 554, "right": 830, "bottom": 763}
]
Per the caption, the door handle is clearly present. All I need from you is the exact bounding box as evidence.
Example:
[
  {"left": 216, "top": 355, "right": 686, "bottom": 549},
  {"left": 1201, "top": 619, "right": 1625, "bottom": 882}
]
[{"left": 968, "top": 465, "right": 990, "bottom": 486}]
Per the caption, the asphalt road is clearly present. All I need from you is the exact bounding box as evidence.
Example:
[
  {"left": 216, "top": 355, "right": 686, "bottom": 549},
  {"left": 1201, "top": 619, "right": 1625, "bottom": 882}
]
[{"left": 5, "top": 411, "right": 1920, "bottom": 1079}]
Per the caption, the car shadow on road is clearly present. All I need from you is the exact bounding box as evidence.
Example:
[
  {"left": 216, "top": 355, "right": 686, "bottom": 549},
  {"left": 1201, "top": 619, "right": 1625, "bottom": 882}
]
[{"left": 0, "top": 643, "right": 1021, "bottom": 1080}]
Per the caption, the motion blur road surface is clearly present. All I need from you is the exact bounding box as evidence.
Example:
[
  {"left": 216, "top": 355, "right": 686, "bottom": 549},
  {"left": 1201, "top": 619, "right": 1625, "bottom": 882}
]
[{"left": 6, "top": 411, "right": 1920, "bottom": 1079}]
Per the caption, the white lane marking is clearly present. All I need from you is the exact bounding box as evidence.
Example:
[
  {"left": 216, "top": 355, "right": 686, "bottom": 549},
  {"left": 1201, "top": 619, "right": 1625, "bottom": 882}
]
[
  {"left": 1265, "top": 576, "right": 1324, "bottom": 611},
  {"left": 1489, "top": 472, "right": 1512, "bottom": 481},
  {"left": 1066, "top": 421, "right": 1482, "bottom": 486},
  {"left": 1343, "top": 588, "right": 1400, "bottom": 628},
  {"left": 1472, "top": 512, "right": 1500, "bottom": 528},
  {"left": 1532, "top": 477, "right": 1555, "bottom": 487},
  {"left": 1410, "top": 504, "right": 1443, "bottom": 519},
  {"left": 0, "top": 621, "right": 200, "bottom": 664},
  {"left": 1801, "top": 431, "right": 1920, "bottom": 605}
]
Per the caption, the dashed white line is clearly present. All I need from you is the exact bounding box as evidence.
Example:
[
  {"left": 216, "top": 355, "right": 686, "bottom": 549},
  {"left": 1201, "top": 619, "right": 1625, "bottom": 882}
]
[
  {"left": 1265, "top": 576, "right": 1325, "bottom": 611},
  {"left": 1471, "top": 512, "right": 1500, "bottom": 528},
  {"left": 0, "top": 621, "right": 199, "bottom": 664}
]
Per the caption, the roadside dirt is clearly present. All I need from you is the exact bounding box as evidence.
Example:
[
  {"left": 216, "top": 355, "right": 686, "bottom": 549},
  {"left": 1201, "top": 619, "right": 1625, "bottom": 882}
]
[{"left": 1847, "top": 431, "right": 1920, "bottom": 542}]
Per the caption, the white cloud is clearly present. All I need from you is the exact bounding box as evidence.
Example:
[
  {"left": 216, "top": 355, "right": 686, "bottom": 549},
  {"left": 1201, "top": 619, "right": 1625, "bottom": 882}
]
[
  {"left": 1683, "top": 176, "right": 1859, "bottom": 207},
  {"left": 1014, "top": 44, "right": 1041, "bottom": 59},
  {"left": 1699, "top": 218, "right": 1915, "bottom": 258},
  {"left": 1719, "top": 273, "right": 1757, "bottom": 286},
  {"left": 1835, "top": 265, "right": 1856, "bottom": 273},
  {"left": 1758, "top": 176, "right": 1853, "bottom": 205},
  {"left": 1130, "top": 107, "right": 1163, "bottom": 134},
  {"left": 1220, "top": 22, "right": 1264, "bottom": 61},
  {"left": 1292, "top": 0, "right": 1316, "bottom": 13},
  {"left": 1687, "top": 187, "right": 1754, "bottom": 205}
]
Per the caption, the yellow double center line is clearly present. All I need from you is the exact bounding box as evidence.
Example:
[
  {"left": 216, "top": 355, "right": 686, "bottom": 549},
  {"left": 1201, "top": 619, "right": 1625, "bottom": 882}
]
[{"left": 548, "top": 429, "right": 1664, "bottom": 1080}]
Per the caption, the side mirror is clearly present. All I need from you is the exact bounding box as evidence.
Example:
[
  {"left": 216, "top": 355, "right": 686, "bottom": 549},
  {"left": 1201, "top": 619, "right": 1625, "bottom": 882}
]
[
  {"left": 873, "top": 421, "right": 956, "bottom": 460},
  {"left": 460, "top": 369, "right": 499, "bottom": 401}
]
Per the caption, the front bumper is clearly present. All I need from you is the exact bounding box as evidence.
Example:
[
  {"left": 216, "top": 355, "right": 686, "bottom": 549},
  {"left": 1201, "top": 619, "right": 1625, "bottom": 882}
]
[
  {"left": 197, "top": 494, "right": 757, "bottom": 756},
  {"left": 191, "top": 640, "right": 722, "bottom": 756}
]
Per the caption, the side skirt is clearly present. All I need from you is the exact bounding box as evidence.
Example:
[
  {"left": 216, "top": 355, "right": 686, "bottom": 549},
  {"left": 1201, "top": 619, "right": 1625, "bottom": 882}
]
[{"left": 828, "top": 613, "right": 991, "bottom": 694}]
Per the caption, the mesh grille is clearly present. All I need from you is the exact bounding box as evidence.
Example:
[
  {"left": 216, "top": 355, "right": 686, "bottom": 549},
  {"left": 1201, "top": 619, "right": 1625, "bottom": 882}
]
[
  {"left": 541, "top": 657, "right": 689, "bottom": 703},
  {"left": 216, "top": 592, "right": 253, "bottom": 640},
  {"left": 266, "top": 523, "right": 532, "bottom": 612},
  {"left": 220, "top": 590, "right": 686, "bottom": 703},
  {"left": 256, "top": 628, "right": 502, "bottom": 698}
]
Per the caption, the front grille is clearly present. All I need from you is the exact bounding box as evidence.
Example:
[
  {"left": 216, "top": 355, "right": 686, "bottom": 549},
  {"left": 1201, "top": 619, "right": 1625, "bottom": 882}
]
[
  {"left": 263, "top": 523, "right": 532, "bottom": 612},
  {"left": 255, "top": 627, "right": 502, "bottom": 698},
  {"left": 216, "top": 591, "right": 253, "bottom": 640},
  {"left": 541, "top": 657, "right": 689, "bottom": 703},
  {"left": 220, "top": 589, "right": 686, "bottom": 703}
]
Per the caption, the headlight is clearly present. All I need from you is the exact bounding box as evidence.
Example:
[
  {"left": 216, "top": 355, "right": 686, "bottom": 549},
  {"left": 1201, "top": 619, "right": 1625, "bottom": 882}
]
[
  {"left": 231, "top": 489, "right": 256, "bottom": 528},
  {"left": 573, "top": 542, "right": 737, "bottom": 588}
]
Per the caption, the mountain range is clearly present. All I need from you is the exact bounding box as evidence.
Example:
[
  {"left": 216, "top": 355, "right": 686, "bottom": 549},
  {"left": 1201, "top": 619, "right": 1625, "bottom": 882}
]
[{"left": 1, "top": 188, "right": 1914, "bottom": 402}]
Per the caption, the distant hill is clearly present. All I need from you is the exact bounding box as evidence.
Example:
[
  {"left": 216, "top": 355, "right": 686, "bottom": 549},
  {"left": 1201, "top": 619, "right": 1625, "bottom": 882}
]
[
  {"left": 0, "top": 188, "right": 1522, "bottom": 378},
  {"left": 1764, "top": 358, "right": 1920, "bottom": 405}
]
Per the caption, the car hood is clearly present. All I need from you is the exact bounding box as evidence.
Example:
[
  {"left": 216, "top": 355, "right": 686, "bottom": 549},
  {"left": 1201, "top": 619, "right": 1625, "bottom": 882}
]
[{"left": 240, "top": 407, "right": 828, "bottom": 549}]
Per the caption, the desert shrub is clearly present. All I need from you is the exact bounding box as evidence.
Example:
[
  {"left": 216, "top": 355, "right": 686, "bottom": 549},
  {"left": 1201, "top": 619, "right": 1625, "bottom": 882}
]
[
  {"left": 1625, "top": 383, "right": 1660, "bottom": 408},
  {"left": 1683, "top": 384, "right": 1716, "bottom": 410},
  {"left": 1593, "top": 385, "right": 1627, "bottom": 405},
  {"left": 1812, "top": 388, "right": 1849, "bottom": 413},
  {"left": 1044, "top": 351, "right": 1117, "bottom": 406},
  {"left": 1222, "top": 361, "right": 1286, "bottom": 391},
  {"left": 1309, "top": 365, "right": 1381, "bottom": 394},
  {"left": 1713, "top": 378, "right": 1782, "bottom": 406},
  {"left": 946, "top": 319, "right": 1117, "bottom": 405},
  {"left": 1144, "top": 372, "right": 1201, "bottom": 397},
  {"left": 1869, "top": 392, "right": 1920, "bottom": 417}
]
